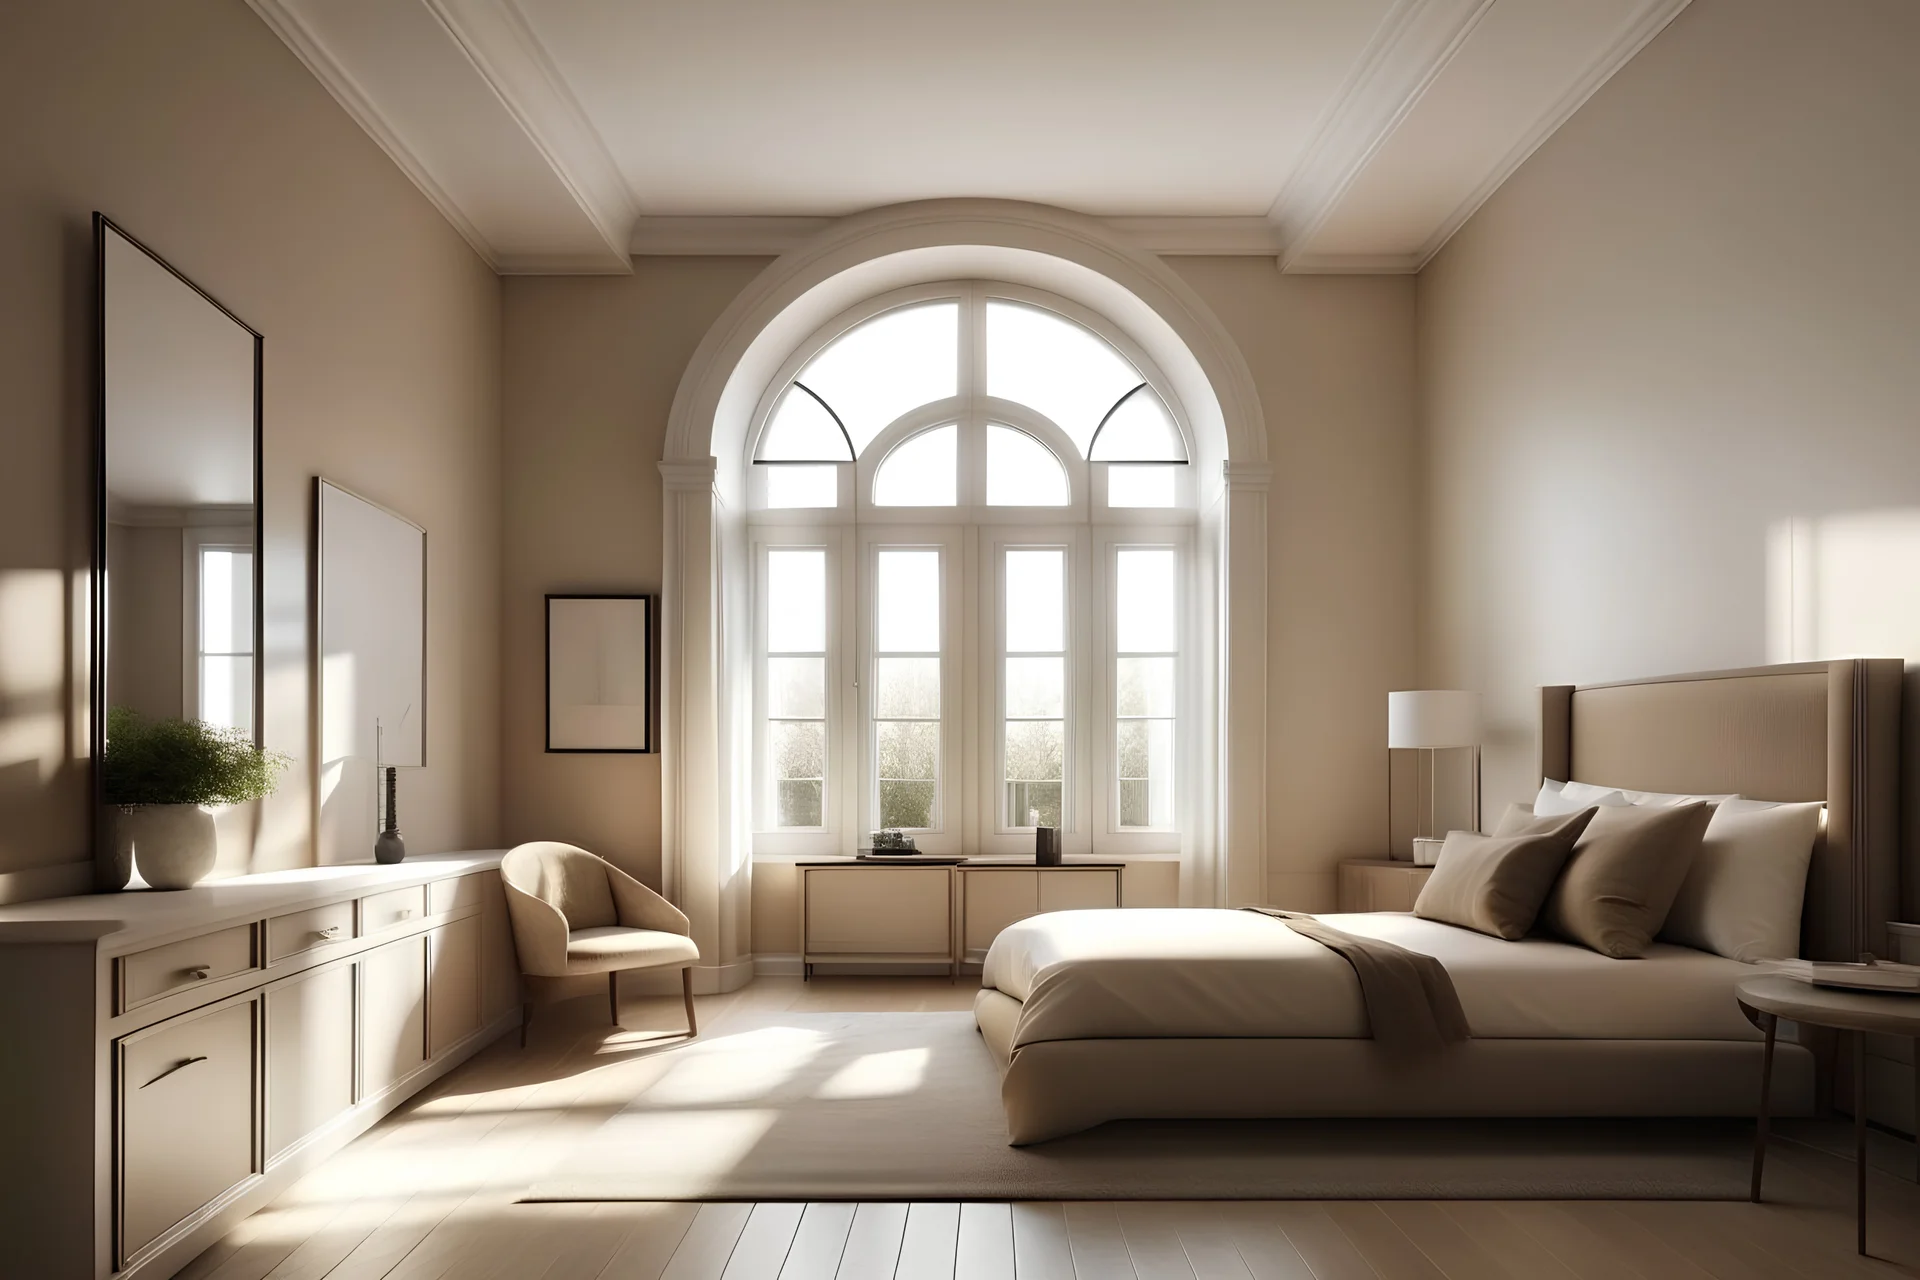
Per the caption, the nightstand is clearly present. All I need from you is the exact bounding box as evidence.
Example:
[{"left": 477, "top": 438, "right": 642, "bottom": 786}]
[{"left": 1336, "top": 859, "right": 1433, "bottom": 912}]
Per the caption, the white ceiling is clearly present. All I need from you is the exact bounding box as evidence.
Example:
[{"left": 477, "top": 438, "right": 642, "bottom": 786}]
[{"left": 248, "top": 0, "right": 1688, "bottom": 274}]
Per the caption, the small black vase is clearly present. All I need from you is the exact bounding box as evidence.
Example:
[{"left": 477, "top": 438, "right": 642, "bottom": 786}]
[{"left": 374, "top": 766, "right": 406, "bottom": 864}]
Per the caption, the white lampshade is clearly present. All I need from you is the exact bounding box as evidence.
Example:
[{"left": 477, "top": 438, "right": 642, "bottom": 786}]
[{"left": 1387, "top": 690, "right": 1480, "bottom": 749}]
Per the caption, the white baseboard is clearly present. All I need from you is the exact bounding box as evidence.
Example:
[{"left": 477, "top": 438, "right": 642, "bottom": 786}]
[{"left": 754, "top": 953, "right": 803, "bottom": 977}]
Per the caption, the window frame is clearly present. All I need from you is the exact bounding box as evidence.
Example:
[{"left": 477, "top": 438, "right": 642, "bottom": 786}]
[{"left": 751, "top": 529, "right": 850, "bottom": 855}]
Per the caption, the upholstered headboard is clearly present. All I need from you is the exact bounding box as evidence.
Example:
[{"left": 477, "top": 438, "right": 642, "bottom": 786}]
[{"left": 1538, "top": 660, "right": 1902, "bottom": 963}]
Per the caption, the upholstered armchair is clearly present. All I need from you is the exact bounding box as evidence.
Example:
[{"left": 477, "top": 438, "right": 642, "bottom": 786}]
[{"left": 500, "top": 841, "right": 700, "bottom": 1046}]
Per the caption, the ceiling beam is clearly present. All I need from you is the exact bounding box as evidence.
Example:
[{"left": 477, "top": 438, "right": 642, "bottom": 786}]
[{"left": 1266, "top": 0, "right": 1495, "bottom": 271}]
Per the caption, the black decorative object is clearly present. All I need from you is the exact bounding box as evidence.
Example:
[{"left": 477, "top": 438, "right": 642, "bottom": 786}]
[
  {"left": 1035, "top": 826, "right": 1061, "bottom": 866},
  {"left": 864, "top": 829, "right": 919, "bottom": 856},
  {"left": 374, "top": 765, "right": 406, "bottom": 864}
]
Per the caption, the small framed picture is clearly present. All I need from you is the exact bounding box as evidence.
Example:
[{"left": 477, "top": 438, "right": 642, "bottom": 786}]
[{"left": 545, "top": 594, "right": 655, "bottom": 753}]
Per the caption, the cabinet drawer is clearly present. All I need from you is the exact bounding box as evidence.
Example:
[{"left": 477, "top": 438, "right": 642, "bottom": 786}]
[
  {"left": 118, "top": 998, "right": 259, "bottom": 1265},
  {"left": 359, "top": 886, "right": 427, "bottom": 937},
  {"left": 266, "top": 901, "right": 353, "bottom": 964},
  {"left": 120, "top": 924, "right": 258, "bottom": 1013},
  {"left": 428, "top": 873, "right": 485, "bottom": 917}
]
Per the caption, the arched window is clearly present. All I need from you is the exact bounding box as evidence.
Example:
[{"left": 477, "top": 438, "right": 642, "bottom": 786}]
[{"left": 748, "top": 283, "right": 1193, "bottom": 857}]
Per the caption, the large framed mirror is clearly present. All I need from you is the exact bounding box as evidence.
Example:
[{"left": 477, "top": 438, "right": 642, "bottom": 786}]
[{"left": 94, "top": 214, "right": 263, "bottom": 889}]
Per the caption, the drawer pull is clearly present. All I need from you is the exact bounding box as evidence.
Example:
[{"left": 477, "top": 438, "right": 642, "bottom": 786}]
[
  {"left": 182, "top": 966, "right": 212, "bottom": 982},
  {"left": 315, "top": 925, "right": 343, "bottom": 941},
  {"left": 141, "top": 1055, "right": 209, "bottom": 1089},
  {"left": 397, "top": 909, "right": 414, "bottom": 920}
]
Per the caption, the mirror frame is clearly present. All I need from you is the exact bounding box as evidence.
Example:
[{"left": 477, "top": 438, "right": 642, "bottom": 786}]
[{"left": 91, "top": 213, "right": 265, "bottom": 865}]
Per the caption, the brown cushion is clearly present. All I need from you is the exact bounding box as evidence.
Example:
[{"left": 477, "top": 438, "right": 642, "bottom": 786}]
[
  {"left": 1413, "top": 808, "right": 1597, "bottom": 940},
  {"left": 1530, "top": 801, "right": 1714, "bottom": 958}
]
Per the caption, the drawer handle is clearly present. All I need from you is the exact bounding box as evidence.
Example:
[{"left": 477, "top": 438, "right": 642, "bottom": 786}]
[
  {"left": 315, "top": 925, "right": 343, "bottom": 941},
  {"left": 396, "top": 909, "right": 414, "bottom": 920},
  {"left": 181, "top": 966, "right": 212, "bottom": 982},
  {"left": 141, "top": 1056, "right": 208, "bottom": 1089}
]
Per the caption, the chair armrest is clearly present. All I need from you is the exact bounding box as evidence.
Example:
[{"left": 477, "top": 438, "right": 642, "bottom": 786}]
[
  {"left": 502, "top": 880, "right": 572, "bottom": 976},
  {"left": 607, "top": 863, "right": 693, "bottom": 938}
]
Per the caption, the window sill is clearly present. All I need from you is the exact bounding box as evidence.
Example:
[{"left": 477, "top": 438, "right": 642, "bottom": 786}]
[{"left": 748, "top": 849, "right": 1182, "bottom": 863}]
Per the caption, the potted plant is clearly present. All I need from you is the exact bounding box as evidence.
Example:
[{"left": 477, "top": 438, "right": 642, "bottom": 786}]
[{"left": 104, "top": 708, "right": 288, "bottom": 890}]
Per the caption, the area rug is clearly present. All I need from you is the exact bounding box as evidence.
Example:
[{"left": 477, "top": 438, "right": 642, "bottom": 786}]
[{"left": 525, "top": 1011, "right": 1753, "bottom": 1202}]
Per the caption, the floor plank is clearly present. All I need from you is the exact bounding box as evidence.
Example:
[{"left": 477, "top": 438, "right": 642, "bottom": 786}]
[
  {"left": 1321, "top": 1203, "right": 1445, "bottom": 1280},
  {"left": 721, "top": 1203, "right": 807, "bottom": 1280},
  {"left": 660, "top": 1203, "right": 756, "bottom": 1280},
  {"left": 779, "top": 1204, "right": 857, "bottom": 1280},
  {"left": 1261, "top": 1204, "right": 1380, "bottom": 1280},
  {"left": 1377, "top": 1201, "right": 1524, "bottom": 1280},
  {"left": 954, "top": 1203, "right": 1014, "bottom": 1280},
  {"left": 1063, "top": 1201, "right": 1141, "bottom": 1279},
  {"left": 834, "top": 1202, "right": 909, "bottom": 1280},
  {"left": 1009, "top": 1203, "right": 1076, "bottom": 1280},
  {"left": 895, "top": 1202, "right": 961, "bottom": 1280},
  {"left": 594, "top": 1202, "right": 703, "bottom": 1280}
]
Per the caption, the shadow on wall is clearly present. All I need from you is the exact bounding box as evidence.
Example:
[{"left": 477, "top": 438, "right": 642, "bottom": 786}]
[{"left": 1767, "top": 508, "right": 1920, "bottom": 919}]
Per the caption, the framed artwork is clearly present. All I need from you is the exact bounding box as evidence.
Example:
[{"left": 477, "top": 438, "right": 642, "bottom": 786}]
[{"left": 546, "top": 593, "right": 656, "bottom": 753}]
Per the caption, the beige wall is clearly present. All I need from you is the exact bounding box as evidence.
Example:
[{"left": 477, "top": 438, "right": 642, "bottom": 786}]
[
  {"left": 501, "top": 260, "right": 770, "bottom": 885},
  {"left": 1419, "top": 0, "right": 1920, "bottom": 835},
  {"left": 0, "top": 0, "right": 503, "bottom": 900},
  {"left": 503, "top": 257, "right": 1419, "bottom": 925}
]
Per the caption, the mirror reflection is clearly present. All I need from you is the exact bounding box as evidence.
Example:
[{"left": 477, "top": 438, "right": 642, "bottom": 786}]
[{"left": 100, "top": 219, "right": 259, "bottom": 741}]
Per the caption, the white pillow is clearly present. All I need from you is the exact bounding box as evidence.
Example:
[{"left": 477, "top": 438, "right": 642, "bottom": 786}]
[
  {"left": 1622, "top": 788, "right": 1738, "bottom": 807},
  {"left": 1660, "top": 799, "right": 1824, "bottom": 961},
  {"left": 1533, "top": 779, "right": 1630, "bottom": 817}
]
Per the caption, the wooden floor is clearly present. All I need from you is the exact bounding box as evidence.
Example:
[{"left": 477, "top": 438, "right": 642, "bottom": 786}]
[{"left": 179, "top": 976, "right": 1920, "bottom": 1280}]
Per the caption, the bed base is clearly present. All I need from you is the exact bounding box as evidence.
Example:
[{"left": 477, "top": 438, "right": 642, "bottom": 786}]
[{"left": 976, "top": 988, "right": 1815, "bottom": 1145}]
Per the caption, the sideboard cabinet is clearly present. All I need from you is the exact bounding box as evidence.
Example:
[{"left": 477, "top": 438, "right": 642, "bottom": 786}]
[{"left": 0, "top": 851, "right": 517, "bottom": 1280}]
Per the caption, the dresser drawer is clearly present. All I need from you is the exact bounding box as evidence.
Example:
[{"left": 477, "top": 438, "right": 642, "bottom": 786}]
[
  {"left": 428, "top": 872, "right": 486, "bottom": 917},
  {"left": 118, "top": 998, "right": 260, "bottom": 1265},
  {"left": 119, "top": 924, "right": 258, "bottom": 1013},
  {"left": 359, "top": 886, "right": 427, "bottom": 937},
  {"left": 266, "top": 901, "right": 354, "bottom": 964}
]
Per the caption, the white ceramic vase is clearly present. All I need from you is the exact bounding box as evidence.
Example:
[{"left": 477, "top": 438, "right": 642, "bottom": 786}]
[{"left": 121, "top": 804, "right": 218, "bottom": 890}]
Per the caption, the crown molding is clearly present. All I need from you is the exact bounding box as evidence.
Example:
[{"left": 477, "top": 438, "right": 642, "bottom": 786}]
[
  {"left": 246, "top": 0, "right": 504, "bottom": 271},
  {"left": 628, "top": 215, "right": 1285, "bottom": 258},
  {"left": 420, "top": 0, "right": 635, "bottom": 268},
  {"left": 1266, "top": 0, "right": 1495, "bottom": 271},
  {"left": 1408, "top": 0, "right": 1690, "bottom": 270},
  {"left": 1283, "top": 250, "right": 1424, "bottom": 275}
]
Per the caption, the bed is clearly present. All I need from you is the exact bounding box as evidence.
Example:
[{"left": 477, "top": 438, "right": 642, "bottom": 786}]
[{"left": 975, "top": 659, "right": 1903, "bottom": 1144}]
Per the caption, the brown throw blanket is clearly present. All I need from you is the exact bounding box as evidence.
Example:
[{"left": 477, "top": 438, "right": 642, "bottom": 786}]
[{"left": 1243, "top": 909, "right": 1471, "bottom": 1059}]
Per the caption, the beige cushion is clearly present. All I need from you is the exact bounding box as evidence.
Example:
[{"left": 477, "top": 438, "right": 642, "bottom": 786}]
[
  {"left": 1532, "top": 801, "right": 1714, "bottom": 958},
  {"left": 1413, "top": 807, "right": 1597, "bottom": 940},
  {"left": 1661, "top": 799, "right": 1824, "bottom": 961},
  {"left": 565, "top": 926, "right": 700, "bottom": 976}
]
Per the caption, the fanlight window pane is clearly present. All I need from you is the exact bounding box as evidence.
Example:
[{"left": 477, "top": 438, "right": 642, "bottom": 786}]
[
  {"left": 757, "top": 385, "right": 851, "bottom": 462},
  {"left": 799, "top": 302, "right": 958, "bottom": 455},
  {"left": 985, "top": 301, "right": 1141, "bottom": 454},
  {"left": 767, "top": 549, "right": 826, "bottom": 652},
  {"left": 985, "top": 425, "right": 1069, "bottom": 506},
  {"left": 1089, "top": 385, "right": 1187, "bottom": 462},
  {"left": 765, "top": 464, "right": 838, "bottom": 508},
  {"left": 873, "top": 424, "right": 957, "bottom": 507},
  {"left": 1106, "top": 464, "right": 1176, "bottom": 508}
]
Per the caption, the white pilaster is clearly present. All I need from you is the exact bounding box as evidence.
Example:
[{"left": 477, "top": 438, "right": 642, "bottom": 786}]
[{"left": 1221, "top": 462, "right": 1272, "bottom": 907}]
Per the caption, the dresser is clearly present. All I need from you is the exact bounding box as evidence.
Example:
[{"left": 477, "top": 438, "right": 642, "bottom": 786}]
[
  {"left": 0, "top": 851, "right": 519, "bottom": 1280},
  {"left": 796, "top": 858, "right": 1124, "bottom": 976}
]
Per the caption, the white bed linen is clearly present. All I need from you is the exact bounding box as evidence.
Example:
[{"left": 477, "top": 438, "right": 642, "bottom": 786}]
[{"left": 982, "top": 908, "right": 1762, "bottom": 1049}]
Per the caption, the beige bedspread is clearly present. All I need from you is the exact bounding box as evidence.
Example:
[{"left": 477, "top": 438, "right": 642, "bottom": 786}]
[{"left": 981, "top": 908, "right": 1763, "bottom": 1050}]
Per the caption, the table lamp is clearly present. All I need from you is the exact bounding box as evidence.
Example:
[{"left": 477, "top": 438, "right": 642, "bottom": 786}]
[{"left": 1388, "top": 690, "right": 1481, "bottom": 859}]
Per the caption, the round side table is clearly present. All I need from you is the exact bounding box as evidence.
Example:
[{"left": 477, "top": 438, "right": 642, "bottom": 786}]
[{"left": 1736, "top": 974, "right": 1920, "bottom": 1257}]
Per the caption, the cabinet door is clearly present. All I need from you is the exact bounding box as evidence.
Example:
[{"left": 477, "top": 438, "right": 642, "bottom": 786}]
[
  {"left": 963, "top": 870, "right": 1037, "bottom": 957},
  {"left": 1038, "top": 869, "right": 1120, "bottom": 913},
  {"left": 118, "top": 997, "right": 259, "bottom": 1265},
  {"left": 359, "top": 935, "right": 427, "bottom": 1098},
  {"left": 428, "top": 916, "right": 481, "bottom": 1057},
  {"left": 478, "top": 870, "right": 520, "bottom": 1021},
  {"left": 266, "top": 962, "right": 356, "bottom": 1163},
  {"left": 804, "top": 867, "right": 951, "bottom": 956}
]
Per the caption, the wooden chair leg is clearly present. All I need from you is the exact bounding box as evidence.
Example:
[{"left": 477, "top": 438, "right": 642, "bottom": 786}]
[
  {"left": 520, "top": 1001, "right": 532, "bottom": 1049},
  {"left": 682, "top": 965, "right": 698, "bottom": 1036},
  {"left": 609, "top": 971, "right": 621, "bottom": 1027}
]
